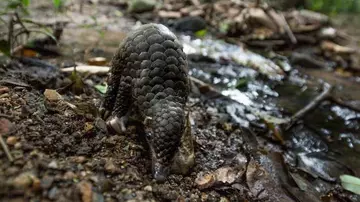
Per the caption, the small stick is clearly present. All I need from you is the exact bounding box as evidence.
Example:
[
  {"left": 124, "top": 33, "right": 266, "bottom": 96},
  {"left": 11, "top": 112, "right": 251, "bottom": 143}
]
[
  {"left": 0, "top": 136, "right": 14, "bottom": 162},
  {"left": 14, "top": 12, "right": 29, "bottom": 33},
  {"left": 8, "top": 13, "right": 14, "bottom": 54},
  {"left": 286, "top": 83, "right": 332, "bottom": 130},
  {"left": 279, "top": 13, "right": 297, "bottom": 44}
]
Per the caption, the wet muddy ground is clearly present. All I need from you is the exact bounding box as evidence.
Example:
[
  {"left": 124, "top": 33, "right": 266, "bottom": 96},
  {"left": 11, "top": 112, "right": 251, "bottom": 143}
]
[{"left": 1, "top": 1, "right": 360, "bottom": 202}]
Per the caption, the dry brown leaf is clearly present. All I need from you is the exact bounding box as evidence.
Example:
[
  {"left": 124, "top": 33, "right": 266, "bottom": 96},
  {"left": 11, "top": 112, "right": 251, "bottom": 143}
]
[
  {"left": 215, "top": 167, "right": 241, "bottom": 184},
  {"left": 195, "top": 172, "right": 216, "bottom": 190}
]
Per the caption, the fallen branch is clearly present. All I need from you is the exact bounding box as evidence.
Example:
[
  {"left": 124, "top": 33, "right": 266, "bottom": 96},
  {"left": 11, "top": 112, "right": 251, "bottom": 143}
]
[
  {"left": 289, "top": 83, "right": 332, "bottom": 127},
  {"left": 279, "top": 13, "right": 297, "bottom": 44}
]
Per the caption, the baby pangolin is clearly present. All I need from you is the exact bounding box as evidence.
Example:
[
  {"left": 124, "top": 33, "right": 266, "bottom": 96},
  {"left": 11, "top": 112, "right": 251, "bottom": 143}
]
[{"left": 99, "top": 23, "right": 194, "bottom": 181}]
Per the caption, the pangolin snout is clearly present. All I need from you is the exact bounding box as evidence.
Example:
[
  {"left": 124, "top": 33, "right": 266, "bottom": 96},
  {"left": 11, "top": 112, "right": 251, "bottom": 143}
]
[{"left": 152, "top": 160, "right": 170, "bottom": 182}]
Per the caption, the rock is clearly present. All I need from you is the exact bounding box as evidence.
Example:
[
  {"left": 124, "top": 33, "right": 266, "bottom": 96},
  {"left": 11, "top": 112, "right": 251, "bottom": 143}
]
[
  {"left": 48, "top": 186, "right": 59, "bottom": 200},
  {"left": 14, "top": 142, "right": 22, "bottom": 149},
  {"left": 97, "top": 178, "right": 113, "bottom": 192},
  {"left": 173, "top": 16, "right": 207, "bottom": 32},
  {"left": 77, "top": 181, "right": 93, "bottom": 202},
  {"left": 0, "top": 86, "right": 9, "bottom": 94},
  {"left": 219, "top": 197, "right": 230, "bottom": 202},
  {"left": 143, "top": 185, "right": 152, "bottom": 192},
  {"left": 48, "top": 160, "right": 58, "bottom": 169},
  {"left": 105, "top": 159, "right": 118, "bottom": 174},
  {"left": 84, "top": 79, "right": 94, "bottom": 86},
  {"left": 6, "top": 166, "right": 20, "bottom": 175},
  {"left": 71, "top": 156, "right": 87, "bottom": 163},
  {"left": 127, "top": 0, "right": 156, "bottom": 13},
  {"left": 41, "top": 175, "right": 54, "bottom": 189},
  {"left": 64, "top": 171, "right": 77, "bottom": 180},
  {"left": 44, "top": 89, "right": 63, "bottom": 101},
  {"left": 92, "top": 191, "right": 105, "bottom": 202},
  {"left": 11, "top": 171, "right": 39, "bottom": 190},
  {"left": 6, "top": 136, "right": 17, "bottom": 145},
  {"left": 95, "top": 117, "right": 107, "bottom": 133},
  {"left": 0, "top": 118, "right": 13, "bottom": 134},
  {"left": 232, "top": 153, "right": 248, "bottom": 168}
]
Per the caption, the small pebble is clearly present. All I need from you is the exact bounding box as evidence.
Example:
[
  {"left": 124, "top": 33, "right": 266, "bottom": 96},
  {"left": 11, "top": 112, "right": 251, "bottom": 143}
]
[
  {"left": 64, "top": 171, "right": 76, "bottom": 180},
  {"left": 32, "top": 177, "right": 41, "bottom": 191},
  {"left": 71, "top": 156, "right": 87, "bottom": 163},
  {"left": 44, "top": 89, "right": 63, "bottom": 101},
  {"left": 0, "top": 86, "right": 9, "bottom": 94},
  {"left": 11, "top": 171, "right": 39, "bottom": 189},
  {"left": 143, "top": 185, "right": 152, "bottom": 192},
  {"left": 48, "top": 160, "right": 58, "bottom": 169},
  {"left": 92, "top": 191, "right": 105, "bottom": 202},
  {"left": 48, "top": 186, "right": 59, "bottom": 200},
  {"left": 6, "top": 136, "right": 17, "bottom": 145},
  {"left": 41, "top": 175, "right": 54, "bottom": 189},
  {"left": 14, "top": 142, "right": 22, "bottom": 149},
  {"left": 0, "top": 118, "right": 12, "bottom": 134},
  {"left": 105, "top": 159, "right": 117, "bottom": 174}
]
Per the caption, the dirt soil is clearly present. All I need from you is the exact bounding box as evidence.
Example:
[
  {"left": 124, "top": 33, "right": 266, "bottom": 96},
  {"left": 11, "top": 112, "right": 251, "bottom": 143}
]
[{"left": 1, "top": 1, "right": 360, "bottom": 202}]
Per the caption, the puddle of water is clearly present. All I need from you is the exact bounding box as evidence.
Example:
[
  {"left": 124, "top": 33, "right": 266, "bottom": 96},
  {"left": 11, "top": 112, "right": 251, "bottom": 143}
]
[
  {"left": 184, "top": 33, "right": 360, "bottom": 179},
  {"left": 181, "top": 35, "right": 285, "bottom": 80},
  {"left": 304, "top": 103, "right": 360, "bottom": 152}
]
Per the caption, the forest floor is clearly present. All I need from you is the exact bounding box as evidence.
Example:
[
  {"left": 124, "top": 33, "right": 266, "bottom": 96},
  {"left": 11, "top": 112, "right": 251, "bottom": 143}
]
[{"left": 1, "top": 1, "right": 360, "bottom": 202}]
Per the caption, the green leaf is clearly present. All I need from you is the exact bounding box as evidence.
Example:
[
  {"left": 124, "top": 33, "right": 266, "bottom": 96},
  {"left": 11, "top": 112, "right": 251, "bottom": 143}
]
[
  {"left": 94, "top": 84, "right": 107, "bottom": 94},
  {"left": 7, "top": 1, "right": 22, "bottom": 9},
  {"left": 0, "top": 40, "right": 11, "bottom": 57},
  {"left": 235, "top": 78, "right": 249, "bottom": 90},
  {"left": 340, "top": 174, "right": 360, "bottom": 195},
  {"left": 53, "top": 0, "right": 62, "bottom": 10},
  {"left": 21, "top": 0, "right": 30, "bottom": 7},
  {"left": 195, "top": 29, "right": 207, "bottom": 38}
]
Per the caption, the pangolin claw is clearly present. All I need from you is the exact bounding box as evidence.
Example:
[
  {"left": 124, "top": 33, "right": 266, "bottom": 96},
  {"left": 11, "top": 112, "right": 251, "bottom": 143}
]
[{"left": 107, "top": 116, "right": 128, "bottom": 134}]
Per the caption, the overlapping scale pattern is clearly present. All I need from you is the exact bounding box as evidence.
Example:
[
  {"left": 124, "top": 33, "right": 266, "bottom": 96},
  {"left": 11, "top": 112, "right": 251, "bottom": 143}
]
[{"left": 103, "top": 23, "right": 189, "bottom": 165}]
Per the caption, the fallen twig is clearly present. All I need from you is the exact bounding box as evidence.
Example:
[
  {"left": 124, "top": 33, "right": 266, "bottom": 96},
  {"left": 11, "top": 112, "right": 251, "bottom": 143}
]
[
  {"left": 286, "top": 83, "right": 332, "bottom": 130},
  {"left": 0, "top": 136, "right": 14, "bottom": 162},
  {"left": 279, "top": 13, "right": 297, "bottom": 44}
]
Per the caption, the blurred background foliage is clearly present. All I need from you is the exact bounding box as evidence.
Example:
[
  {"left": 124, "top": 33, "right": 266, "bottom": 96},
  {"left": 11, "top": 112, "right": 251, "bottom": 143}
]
[
  {"left": 265, "top": 0, "right": 360, "bottom": 14},
  {"left": 306, "top": 0, "right": 360, "bottom": 14},
  {"left": 3, "top": 0, "right": 360, "bottom": 14}
]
